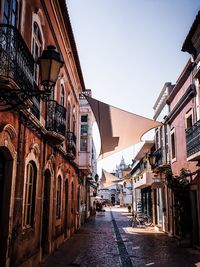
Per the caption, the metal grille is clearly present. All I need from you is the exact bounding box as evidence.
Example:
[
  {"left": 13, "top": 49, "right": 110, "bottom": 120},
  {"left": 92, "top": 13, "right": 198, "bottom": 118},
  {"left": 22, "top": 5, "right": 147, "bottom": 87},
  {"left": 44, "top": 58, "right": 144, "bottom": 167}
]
[
  {"left": 186, "top": 120, "right": 200, "bottom": 157},
  {"left": 0, "top": 24, "right": 35, "bottom": 94},
  {"left": 66, "top": 131, "right": 76, "bottom": 158},
  {"left": 46, "top": 100, "right": 66, "bottom": 136}
]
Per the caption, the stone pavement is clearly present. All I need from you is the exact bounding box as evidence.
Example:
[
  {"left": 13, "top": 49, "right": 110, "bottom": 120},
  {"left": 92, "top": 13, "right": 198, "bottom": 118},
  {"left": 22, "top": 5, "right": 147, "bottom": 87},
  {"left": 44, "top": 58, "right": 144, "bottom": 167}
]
[{"left": 39, "top": 206, "right": 200, "bottom": 267}]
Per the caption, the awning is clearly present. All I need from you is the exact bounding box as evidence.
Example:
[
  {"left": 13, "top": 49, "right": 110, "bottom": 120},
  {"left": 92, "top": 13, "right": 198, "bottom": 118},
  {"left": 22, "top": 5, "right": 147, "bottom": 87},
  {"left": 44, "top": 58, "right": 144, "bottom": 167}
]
[
  {"left": 86, "top": 96, "right": 162, "bottom": 159},
  {"left": 100, "top": 169, "right": 120, "bottom": 188}
]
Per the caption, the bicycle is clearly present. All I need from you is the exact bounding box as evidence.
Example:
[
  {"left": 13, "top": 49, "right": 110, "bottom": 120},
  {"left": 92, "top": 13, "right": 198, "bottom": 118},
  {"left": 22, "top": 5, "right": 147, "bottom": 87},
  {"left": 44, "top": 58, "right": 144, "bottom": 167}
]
[{"left": 128, "top": 212, "right": 152, "bottom": 227}]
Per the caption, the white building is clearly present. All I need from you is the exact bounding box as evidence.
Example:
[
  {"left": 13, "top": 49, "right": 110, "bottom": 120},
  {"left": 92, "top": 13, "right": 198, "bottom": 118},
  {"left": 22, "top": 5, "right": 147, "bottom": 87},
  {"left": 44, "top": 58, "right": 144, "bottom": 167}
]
[{"left": 78, "top": 89, "right": 98, "bottom": 219}]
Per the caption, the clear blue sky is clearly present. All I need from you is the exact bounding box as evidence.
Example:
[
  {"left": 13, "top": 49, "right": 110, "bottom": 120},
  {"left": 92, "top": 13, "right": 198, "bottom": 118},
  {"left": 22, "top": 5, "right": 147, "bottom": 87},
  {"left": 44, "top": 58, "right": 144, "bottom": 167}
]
[{"left": 67, "top": 0, "right": 200, "bottom": 174}]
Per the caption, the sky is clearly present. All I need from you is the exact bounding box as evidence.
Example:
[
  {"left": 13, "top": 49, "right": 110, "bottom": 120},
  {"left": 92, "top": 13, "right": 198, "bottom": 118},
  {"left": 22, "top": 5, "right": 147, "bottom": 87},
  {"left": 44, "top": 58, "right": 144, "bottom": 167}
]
[{"left": 67, "top": 0, "right": 200, "bottom": 175}]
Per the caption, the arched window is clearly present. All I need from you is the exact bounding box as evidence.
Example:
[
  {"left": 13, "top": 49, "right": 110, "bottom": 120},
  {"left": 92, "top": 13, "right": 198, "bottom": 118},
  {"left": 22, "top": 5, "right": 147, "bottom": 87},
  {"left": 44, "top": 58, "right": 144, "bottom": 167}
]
[
  {"left": 67, "top": 100, "right": 71, "bottom": 131},
  {"left": 23, "top": 161, "right": 37, "bottom": 228},
  {"left": 60, "top": 84, "right": 65, "bottom": 107},
  {"left": 32, "top": 22, "right": 42, "bottom": 83},
  {"left": 56, "top": 175, "right": 62, "bottom": 219},
  {"left": 31, "top": 20, "right": 43, "bottom": 119}
]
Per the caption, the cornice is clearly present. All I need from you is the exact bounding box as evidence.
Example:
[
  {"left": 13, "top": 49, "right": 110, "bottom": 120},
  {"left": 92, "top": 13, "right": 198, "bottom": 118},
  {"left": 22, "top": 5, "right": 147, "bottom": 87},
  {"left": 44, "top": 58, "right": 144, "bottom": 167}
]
[{"left": 165, "top": 84, "right": 196, "bottom": 124}]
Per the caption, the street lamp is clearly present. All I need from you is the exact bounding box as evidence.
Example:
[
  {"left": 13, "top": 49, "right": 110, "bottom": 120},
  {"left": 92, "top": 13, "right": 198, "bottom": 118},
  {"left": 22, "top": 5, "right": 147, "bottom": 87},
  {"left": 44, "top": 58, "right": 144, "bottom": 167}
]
[
  {"left": 0, "top": 44, "right": 63, "bottom": 111},
  {"left": 148, "top": 152, "right": 156, "bottom": 168},
  {"left": 38, "top": 45, "right": 63, "bottom": 97},
  {"left": 95, "top": 174, "right": 99, "bottom": 183}
]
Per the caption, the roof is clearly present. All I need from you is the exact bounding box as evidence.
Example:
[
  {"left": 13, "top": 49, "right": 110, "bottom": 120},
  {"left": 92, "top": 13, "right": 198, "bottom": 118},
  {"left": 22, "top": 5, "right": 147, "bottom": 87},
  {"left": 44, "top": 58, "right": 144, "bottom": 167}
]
[
  {"left": 167, "top": 59, "right": 193, "bottom": 104},
  {"left": 100, "top": 169, "right": 119, "bottom": 188},
  {"left": 182, "top": 11, "right": 200, "bottom": 53},
  {"left": 134, "top": 140, "right": 154, "bottom": 160},
  {"left": 59, "top": 0, "right": 86, "bottom": 91}
]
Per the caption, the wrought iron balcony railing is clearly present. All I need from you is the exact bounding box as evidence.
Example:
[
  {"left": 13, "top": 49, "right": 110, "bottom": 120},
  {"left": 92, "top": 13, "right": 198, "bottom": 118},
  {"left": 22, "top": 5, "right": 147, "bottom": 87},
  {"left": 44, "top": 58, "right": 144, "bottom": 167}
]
[
  {"left": 46, "top": 100, "right": 66, "bottom": 137},
  {"left": 154, "top": 147, "right": 162, "bottom": 166},
  {"left": 30, "top": 84, "right": 40, "bottom": 120},
  {"left": 66, "top": 131, "right": 76, "bottom": 159},
  {"left": 0, "top": 24, "right": 35, "bottom": 108},
  {"left": 79, "top": 89, "right": 92, "bottom": 99},
  {"left": 186, "top": 120, "right": 200, "bottom": 159}
]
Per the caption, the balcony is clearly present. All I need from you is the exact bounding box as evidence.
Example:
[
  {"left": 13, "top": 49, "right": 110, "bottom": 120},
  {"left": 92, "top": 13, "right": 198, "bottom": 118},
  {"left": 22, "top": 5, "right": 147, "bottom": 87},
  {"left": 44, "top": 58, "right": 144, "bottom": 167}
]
[
  {"left": 134, "top": 171, "right": 154, "bottom": 189},
  {"left": 186, "top": 120, "right": 200, "bottom": 161},
  {"left": 45, "top": 100, "right": 66, "bottom": 144},
  {"left": 0, "top": 24, "right": 35, "bottom": 110},
  {"left": 79, "top": 89, "right": 92, "bottom": 99},
  {"left": 66, "top": 131, "right": 76, "bottom": 159},
  {"left": 154, "top": 147, "right": 162, "bottom": 167}
]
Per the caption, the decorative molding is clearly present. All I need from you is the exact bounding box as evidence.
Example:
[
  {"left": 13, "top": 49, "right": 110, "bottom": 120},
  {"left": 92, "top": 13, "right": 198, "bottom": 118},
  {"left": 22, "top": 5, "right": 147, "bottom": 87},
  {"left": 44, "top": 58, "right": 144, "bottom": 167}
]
[
  {"left": 0, "top": 124, "right": 17, "bottom": 140},
  {"left": 166, "top": 84, "right": 196, "bottom": 124},
  {"left": 29, "top": 143, "right": 40, "bottom": 157}
]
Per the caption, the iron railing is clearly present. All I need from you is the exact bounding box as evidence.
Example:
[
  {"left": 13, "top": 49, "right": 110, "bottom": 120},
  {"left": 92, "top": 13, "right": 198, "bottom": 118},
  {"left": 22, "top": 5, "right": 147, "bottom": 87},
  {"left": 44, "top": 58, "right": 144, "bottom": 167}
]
[
  {"left": 30, "top": 83, "right": 40, "bottom": 119},
  {"left": 79, "top": 89, "right": 92, "bottom": 99},
  {"left": 46, "top": 100, "right": 66, "bottom": 136},
  {"left": 186, "top": 120, "right": 200, "bottom": 158},
  {"left": 0, "top": 24, "right": 35, "bottom": 94},
  {"left": 66, "top": 131, "right": 76, "bottom": 158},
  {"left": 154, "top": 147, "right": 162, "bottom": 166}
]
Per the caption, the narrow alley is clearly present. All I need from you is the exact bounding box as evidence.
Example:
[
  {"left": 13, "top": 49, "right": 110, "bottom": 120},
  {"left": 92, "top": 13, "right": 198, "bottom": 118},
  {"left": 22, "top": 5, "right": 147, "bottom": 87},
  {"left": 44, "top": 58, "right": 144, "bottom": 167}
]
[{"left": 39, "top": 207, "right": 200, "bottom": 267}]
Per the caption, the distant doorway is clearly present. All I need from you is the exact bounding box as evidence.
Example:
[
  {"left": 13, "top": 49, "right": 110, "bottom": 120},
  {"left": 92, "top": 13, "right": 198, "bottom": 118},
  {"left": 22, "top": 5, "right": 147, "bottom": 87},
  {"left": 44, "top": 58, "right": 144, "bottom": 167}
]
[
  {"left": 0, "top": 148, "right": 13, "bottom": 267},
  {"left": 41, "top": 169, "right": 51, "bottom": 257},
  {"left": 111, "top": 194, "right": 115, "bottom": 205}
]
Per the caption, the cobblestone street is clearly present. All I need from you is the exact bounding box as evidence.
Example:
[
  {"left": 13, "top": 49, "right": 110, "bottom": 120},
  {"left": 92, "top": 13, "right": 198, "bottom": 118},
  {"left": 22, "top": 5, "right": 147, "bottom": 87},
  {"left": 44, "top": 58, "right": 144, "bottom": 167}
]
[{"left": 39, "top": 207, "right": 200, "bottom": 267}]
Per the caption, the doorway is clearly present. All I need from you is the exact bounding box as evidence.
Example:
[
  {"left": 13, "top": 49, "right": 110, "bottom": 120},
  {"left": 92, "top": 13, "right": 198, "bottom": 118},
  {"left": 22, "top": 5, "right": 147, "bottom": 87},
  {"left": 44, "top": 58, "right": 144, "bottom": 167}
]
[
  {"left": 111, "top": 194, "right": 115, "bottom": 205},
  {"left": 0, "top": 148, "right": 13, "bottom": 267},
  {"left": 41, "top": 169, "right": 51, "bottom": 257},
  {"left": 64, "top": 180, "right": 68, "bottom": 238},
  {"left": 190, "top": 190, "right": 199, "bottom": 245}
]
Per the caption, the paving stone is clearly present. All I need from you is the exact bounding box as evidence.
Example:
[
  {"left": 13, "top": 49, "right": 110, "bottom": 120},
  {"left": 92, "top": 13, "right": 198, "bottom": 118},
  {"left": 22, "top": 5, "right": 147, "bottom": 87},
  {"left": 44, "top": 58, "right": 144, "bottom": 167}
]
[{"left": 39, "top": 207, "right": 200, "bottom": 267}]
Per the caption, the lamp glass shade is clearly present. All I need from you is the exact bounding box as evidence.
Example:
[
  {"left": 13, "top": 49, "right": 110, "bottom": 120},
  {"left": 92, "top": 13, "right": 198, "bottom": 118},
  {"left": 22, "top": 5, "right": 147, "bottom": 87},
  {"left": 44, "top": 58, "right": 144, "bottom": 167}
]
[
  {"left": 38, "top": 58, "right": 51, "bottom": 85},
  {"left": 38, "top": 45, "right": 63, "bottom": 90},
  {"left": 49, "top": 59, "right": 62, "bottom": 85},
  {"left": 148, "top": 153, "right": 156, "bottom": 166}
]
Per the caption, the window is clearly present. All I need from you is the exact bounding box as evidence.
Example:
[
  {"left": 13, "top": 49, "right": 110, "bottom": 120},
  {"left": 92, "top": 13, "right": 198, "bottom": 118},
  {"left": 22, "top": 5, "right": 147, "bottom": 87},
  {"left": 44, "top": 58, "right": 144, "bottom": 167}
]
[
  {"left": 56, "top": 176, "right": 62, "bottom": 219},
  {"left": 31, "top": 21, "right": 43, "bottom": 119},
  {"left": 81, "top": 115, "right": 88, "bottom": 123},
  {"left": 3, "top": 0, "right": 21, "bottom": 28},
  {"left": 60, "top": 84, "right": 65, "bottom": 107},
  {"left": 67, "top": 101, "right": 71, "bottom": 131},
  {"left": 171, "top": 131, "right": 176, "bottom": 160},
  {"left": 185, "top": 110, "right": 193, "bottom": 129},
  {"left": 32, "top": 22, "right": 42, "bottom": 83},
  {"left": 23, "top": 161, "right": 37, "bottom": 228},
  {"left": 80, "top": 115, "right": 88, "bottom": 152},
  {"left": 71, "top": 182, "right": 74, "bottom": 213},
  {"left": 72, "top": 113, "right": 76, "bottom": 134},
  {"left": 186, "top": 115, "right": 193, "bottom": 129}
]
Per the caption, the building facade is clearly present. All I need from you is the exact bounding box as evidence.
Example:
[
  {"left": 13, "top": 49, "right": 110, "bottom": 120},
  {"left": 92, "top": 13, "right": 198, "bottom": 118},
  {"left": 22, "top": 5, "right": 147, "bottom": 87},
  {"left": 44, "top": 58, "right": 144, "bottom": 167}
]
[
  {"left": 180, "top": 11, "right": 200, "bottom": 245},
  {"left": 131, "top": 141, "right": 154, "bottom": 218},
  {"left": 151, "top": 11, "right": 200, "bottom": 243},
  {"left": 0, "top": 1, "right": 94, "bottom": 266},
  {"left": 152, "top": 82, "right": 174, "bottom": 232},
  {"left": 78, "top": 89, "right": 97, "bottom": 222}
]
